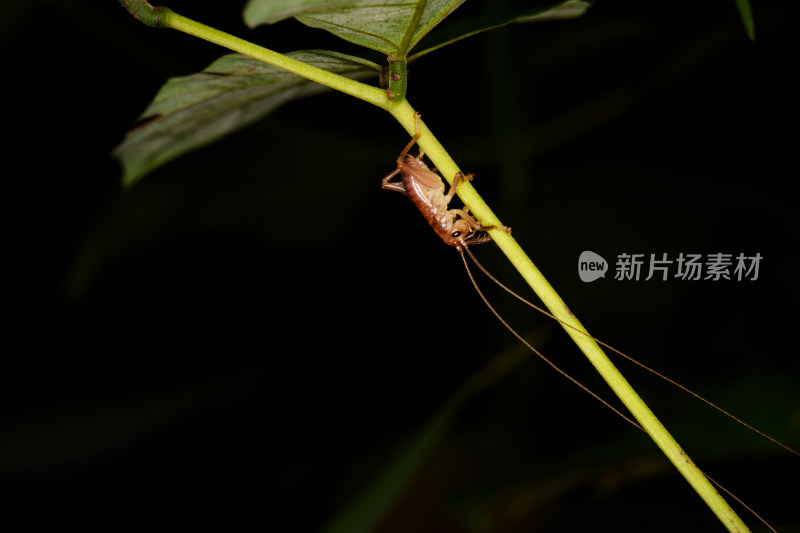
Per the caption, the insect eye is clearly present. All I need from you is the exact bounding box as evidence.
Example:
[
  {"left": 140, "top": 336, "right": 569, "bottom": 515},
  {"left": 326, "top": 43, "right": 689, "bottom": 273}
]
[{"left": 452, "top": 231, "right": 462, "bottom": 237}]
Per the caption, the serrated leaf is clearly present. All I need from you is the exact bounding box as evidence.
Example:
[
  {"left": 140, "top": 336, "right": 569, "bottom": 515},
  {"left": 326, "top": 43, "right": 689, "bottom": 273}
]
[
  {"left": 243, "top": 0, "right": 467, "bottom": 58},
  {"left": 114, "top": 51, "right": 377, "bottom": 186},
  {"left": 410, "top": 0, "right": 592, "bottom": 61}
]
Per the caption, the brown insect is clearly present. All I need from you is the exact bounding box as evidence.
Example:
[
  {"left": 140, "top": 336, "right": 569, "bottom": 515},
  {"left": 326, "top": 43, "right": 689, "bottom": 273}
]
[
  {"left": 381, "top": 113, "right": 797, "bottom": 532},
  {"left": 382, "top": 112, "right": 511, "bottom": 249}
]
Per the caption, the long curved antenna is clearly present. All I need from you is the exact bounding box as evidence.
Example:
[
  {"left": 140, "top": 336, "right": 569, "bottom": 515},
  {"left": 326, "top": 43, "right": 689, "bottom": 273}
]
[
  {"left": 461, "top": 245, "right": 782, "bottom": 533},
  {"left": 458, "top": 248, "right": 642, "bottom": 430},
  {"left": 704, "top": 472, "right": 778, "bottom": 533},
  {"left": 463, "top": 245, "right": 799, "bottom": 459}
]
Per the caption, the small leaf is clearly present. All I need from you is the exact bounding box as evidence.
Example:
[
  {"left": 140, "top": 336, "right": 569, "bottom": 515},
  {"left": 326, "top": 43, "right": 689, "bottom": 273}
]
[
  {"left": 114, "top": 51, "right": 377, "bottom": 186},
  {"left": 243, "top": 0, "right": 468, "bottom": 58},
  {"left": 410, "top": 0, "right": 592, "bottom": 61},
  {"left": 514, "top": 0, "right": 592, "bottom": 22}
]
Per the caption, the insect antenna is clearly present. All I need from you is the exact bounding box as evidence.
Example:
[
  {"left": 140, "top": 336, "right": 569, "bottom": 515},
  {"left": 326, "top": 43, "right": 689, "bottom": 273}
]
[
  {"left": 462, "top": 245, "right": 800, "bottom": 459},
  {"left": 457, "top": 246, "right": 642, "bottom": 430},
  {"left": 461, "top": 245, "right": 784, "bottom": 533},
  {"left": 703, "top": 471, "right": 778, "bottom": 533}
]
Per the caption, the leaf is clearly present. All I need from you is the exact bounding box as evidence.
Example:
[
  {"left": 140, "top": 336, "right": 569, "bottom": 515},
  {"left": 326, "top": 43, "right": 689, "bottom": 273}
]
[
  {"left": 319, "top": 330, "right": 548, "bottom": 533},
  {"left": 0, "top": 380, "right": 237, "bottom": 472},
  {"left": 114, "top": 51, "right": 377, "bottom": 186},
  {"left": 243, "top": 0, "right": 468, "bottom": 58},
  {"left": 734, "top": 0, "right": 755, "bottom": 40},
  {"left": 410, "top": 0, "right": 592, "bottom": 61},
  {"left": 319, "top": 389, "right": 467, "bottom": 533}
]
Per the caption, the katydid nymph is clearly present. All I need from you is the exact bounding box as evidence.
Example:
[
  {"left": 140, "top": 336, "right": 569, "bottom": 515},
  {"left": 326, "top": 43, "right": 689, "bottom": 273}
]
[{"left": 382, "top": 112, "right": 798, "bottom": 532}]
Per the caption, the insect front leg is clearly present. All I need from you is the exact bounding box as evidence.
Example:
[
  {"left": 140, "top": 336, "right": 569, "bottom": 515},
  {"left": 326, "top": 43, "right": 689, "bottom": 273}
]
[
  {"left": 451, "top": 208, "right": 511, "bottom": 236},
  {"left": 445, "top": 173, "right": 511, "bottom": 233},
  {"left": 396, "top": 112, "right": 424, "bottom": 165},
  {"left": 444, "top": 172, "right": 472, "bottom": 204}
]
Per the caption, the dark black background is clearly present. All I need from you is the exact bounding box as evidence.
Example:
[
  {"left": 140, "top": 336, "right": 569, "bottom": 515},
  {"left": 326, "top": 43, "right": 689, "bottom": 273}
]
[{"left": 3, "top": 1, "right": 798, "bottom": 531}]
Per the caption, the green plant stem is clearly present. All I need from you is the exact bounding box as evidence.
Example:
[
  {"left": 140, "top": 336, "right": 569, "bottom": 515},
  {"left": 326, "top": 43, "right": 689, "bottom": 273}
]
[
  {"left": 121, "top": 3, "right": 751, "bottom": 531},
  {"left": 123, "top": 2, "right": 388, "bottom": 108},
  {"left": 391, "top": 102, "right": 750, "bottom": 531}
]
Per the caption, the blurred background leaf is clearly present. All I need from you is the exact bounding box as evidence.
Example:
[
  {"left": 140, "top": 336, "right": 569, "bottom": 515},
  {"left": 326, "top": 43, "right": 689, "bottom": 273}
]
[{"left": 735, "top": 0, "right": 755, "bottom": 40}]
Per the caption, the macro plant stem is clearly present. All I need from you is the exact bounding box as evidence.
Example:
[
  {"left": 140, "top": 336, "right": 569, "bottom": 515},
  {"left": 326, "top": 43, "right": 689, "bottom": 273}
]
[
  {"left": 392, "top": 103, "right": 749, "bottom": 532},
  {"left": 120, "top": 2, "right": 751, "bottom": 530},
  {"left": 120, "top": 2, "right": 387, "bottom": 108}
]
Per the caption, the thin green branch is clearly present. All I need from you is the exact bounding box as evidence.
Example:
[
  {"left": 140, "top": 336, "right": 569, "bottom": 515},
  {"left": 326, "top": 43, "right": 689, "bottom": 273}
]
[
  {"left": 119, "top": 3, "right": 752, "bottom": 530},
  {"left": 119, "top": 1, "right": 388, "bottom": 108},
  {"left": 388, "top": 102, "right": 750, "bottom": 533}
]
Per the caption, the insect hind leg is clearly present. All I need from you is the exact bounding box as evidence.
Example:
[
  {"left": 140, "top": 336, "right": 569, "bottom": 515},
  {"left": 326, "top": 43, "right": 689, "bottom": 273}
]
[{"left": 382, "top": 167, "right": 408, "bottom": 195}]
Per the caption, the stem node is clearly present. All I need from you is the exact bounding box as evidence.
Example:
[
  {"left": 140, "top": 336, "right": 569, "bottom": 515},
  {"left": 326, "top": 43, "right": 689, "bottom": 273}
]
[{"left": 120, "top": 0, "right": 171, "bottom": 28}]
